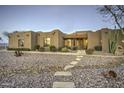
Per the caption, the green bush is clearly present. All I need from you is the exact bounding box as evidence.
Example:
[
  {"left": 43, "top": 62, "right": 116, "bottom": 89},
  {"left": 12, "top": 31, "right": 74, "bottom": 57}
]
[
  {"left": 7, "top": 48, "right": 31, "bottom": 51},
  {"left": 49, "top": 45, "right": 57, "bottom": 52},
  {"left": 61, "top": 47, "right": 69, "bottom": 52},
  {"left": 65, "top": 46, "right": 71, "bottom": 49},
  {"left": 44, "top": 47, "right": 50, "bottom": 51},
  {"left": 34, "top": 45, "right": 40, "bottom": 50},
  {"left": 94, "top": 46, "right": 102, "bottom": 51},
  {"left": 39, "top": 47, "right": 45, "bottom": 52},
  {"left": 71, "top": 46, "right": 78, "bottom": 50},
  {"left": 58, "top": 47, "right": 62, "bottom": 51},
  {"left": 86, "top": 49, "right": 94, "bottom": 55}
]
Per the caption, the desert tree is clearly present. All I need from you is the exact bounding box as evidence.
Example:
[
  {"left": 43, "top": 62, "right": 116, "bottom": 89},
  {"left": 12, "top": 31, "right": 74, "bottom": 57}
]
[
  {"left": 97, "top": 5, "right": 124, "bottom": 54},
  {"left": 98, "top": 5, "right": 124, "bottom": 34},
  {"left": 2, "top": 31, "right": 9, "bottom": 37},
  {"left": 0, "top": 37, "right": 2, "bottom": 40}
]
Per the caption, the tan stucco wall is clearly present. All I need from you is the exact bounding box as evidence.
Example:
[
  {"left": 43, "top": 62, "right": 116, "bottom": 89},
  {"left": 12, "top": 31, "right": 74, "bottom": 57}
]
[
  {"left": 23, "top": 32, "right": 32, "bottom": 49},
  {"left": 57, "top": 30, "right": 65, "bottom": 48},
  {"left": 8, "top": 31, "right": 34, "bottom": 49},
  {"left": 116, "top": 30, "right": 124, "bottom": 44},
  {"left": 87, "top": 31, "right": 101, "bottom": 49},
  {"left": 9, "top": 33, "right": 18, "bottom": 48},
  {"left": 101, "top": 29, "right": 110, "bottom": 52},
  {"left": 31, "top": 32, "right": 36, "bottom": 49},
  {"left": 9, "top": 32, "right": 22, "bottom": 48},
  {"left": 36, "top": 29, "right": 64, "bottom": 48}
]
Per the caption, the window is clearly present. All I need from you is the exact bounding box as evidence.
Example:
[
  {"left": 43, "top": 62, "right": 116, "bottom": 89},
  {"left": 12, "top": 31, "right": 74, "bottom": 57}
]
[
  {"left": 66, "top": 39, "right": 71, "bottom": 47},
  {"left": 44, "top": 38, "right": 51, "bottom": 46},
  {"left": 18, "top": 39, "right": 24, "bottom": 47}
]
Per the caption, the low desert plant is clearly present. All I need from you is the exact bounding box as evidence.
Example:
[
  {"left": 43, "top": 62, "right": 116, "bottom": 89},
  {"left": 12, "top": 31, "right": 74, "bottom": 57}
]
[
  {"left": 65, "top": 46, "right": 71, "bottom": 49},
  {"left": 39, "top": 47, "right": 45, "bottom": 52},
  {"left": 71, "top": 46, "right": 78, "bottom": 50},
  {"left": 61, "top": 47, "right": 69, "bottom": 52},
  {"left": 58, "top": 47, "right": 62, "bottom": 51},
  {"left": 7, "top": 48, "right": 31, "bottom": 51},
  {"left": 14, "top": 50, "right": 23, "bottom": 57},
  {"left": 34, "top": 45, "right": 40, "bottom": 50},
  {"left": 44, "top": 46, "right": 50, "bottom": 51},
  {"left": 49, "top": 45, "right": 57, "bottom": 52},
  {"left": 102, "top": 70, "right": 117, "bottom": 79},
  {"left": 94, "top": 45, "right": 102, "bottom": 51},
  {"left": 86, "top": 49, "right": 94, "bottom": 54}
]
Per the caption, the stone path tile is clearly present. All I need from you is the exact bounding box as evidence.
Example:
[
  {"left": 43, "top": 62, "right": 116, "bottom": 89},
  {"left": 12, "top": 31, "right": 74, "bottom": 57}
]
[
  {"left": 64, "top": 65, "right": 74, "bottom": 70},
  {"left": 53, "top": 82, "right": 75, "bottom": 88},
  {"left": 77, "top": 56, "right": 83, "bottom": 58},
  {"left": 54, "top": 71, "right": 72, "bottom": 76},
  {"left": 76, "top": 58, "right": 81, "bottom": 61},
  {"left": 70, "top": 61, "right": 78, "bottom": 65}
]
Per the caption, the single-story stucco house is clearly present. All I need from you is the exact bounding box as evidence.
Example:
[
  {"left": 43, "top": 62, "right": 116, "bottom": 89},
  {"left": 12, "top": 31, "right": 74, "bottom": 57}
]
[{"left": 8, "top": 28, "right": 124, "bottom": 52}]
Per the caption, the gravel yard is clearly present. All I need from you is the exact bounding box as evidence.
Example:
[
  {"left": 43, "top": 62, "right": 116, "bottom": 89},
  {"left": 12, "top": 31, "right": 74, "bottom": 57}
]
[
  {"left": 71, "top": 65, "right": 124, "bottom": 88},
  {"left": 0, "top": 51, "right": 124, "bottom": 88},
  {"left": 0, "top": 51, "right": 76, "bottom": 88},
  {"left": 77, "top": 56, "right": 124, "bottom": 68}
]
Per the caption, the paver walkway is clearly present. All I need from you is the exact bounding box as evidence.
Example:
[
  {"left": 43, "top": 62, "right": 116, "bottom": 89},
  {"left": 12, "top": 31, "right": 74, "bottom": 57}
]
[
  {"left": 70, "top": 61, "right": 78, "bottom": 65},
  {"left": 64, "top": 65, "right": 74, "bottom": 71},
  {"left": 54, "top": 71, "right": 72, "bottom": 76},
  {"left": 52, "top": 50, "right": 85, "bottom": 88},
  {"left": 53, "top": 82, "right": 75, "bottom": 88}
]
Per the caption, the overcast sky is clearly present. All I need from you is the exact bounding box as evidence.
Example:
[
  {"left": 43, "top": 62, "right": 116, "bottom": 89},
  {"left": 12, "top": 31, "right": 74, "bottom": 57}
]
[{"left": 0, "top": 5, "right": 115, "bottom": 43}]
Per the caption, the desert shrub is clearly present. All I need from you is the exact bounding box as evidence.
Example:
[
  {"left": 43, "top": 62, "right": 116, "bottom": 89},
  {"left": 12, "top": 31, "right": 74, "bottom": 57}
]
[
  {"left": 58, "top": 47, "right": 62, "bottom": 51},
  {"left": 39, "top": 47, "right": 45, "bottom": 52},
  {"left": 34, "top": 45, "right": 40, "bottom": 50},
  {"left": 64, "top": 46, "right": 71, "bottom": 49},
  {"left": 86, "top": 49, "right": 94, "bottom": 54},
  {"left": 61, "top": 47, "right": 69, "bottom": 52},
  {"left": 49, "top": 45, "right": 57, "bottom": 52},
  {"left": 94, "top": 45, "right": 102, "bottom": 51},
  {"left": 44, "top": 44, "right": 50, "bottom": 47},
  {"left": 108, "top": 70, "right": 117, "bottom": 78},
  {"left": 21, "top": 48, "right": 31, "bottom": 51},
  {"left": 44, "top": 46, "right": 50, "bottom": 51},
  {"left": 14, "top": 50, "right": 23, "bottom": 57},
  {"left": 102, "top": 70, "right": 117, "bottom": 79},
  {"left": 71, "top": 46, "right": 78, "bottom": 50}
]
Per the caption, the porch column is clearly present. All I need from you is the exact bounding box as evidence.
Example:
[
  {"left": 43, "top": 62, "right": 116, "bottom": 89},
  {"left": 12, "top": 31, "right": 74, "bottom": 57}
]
[{"left": 71, "top": 39, "right": 75, "bottom": 47}]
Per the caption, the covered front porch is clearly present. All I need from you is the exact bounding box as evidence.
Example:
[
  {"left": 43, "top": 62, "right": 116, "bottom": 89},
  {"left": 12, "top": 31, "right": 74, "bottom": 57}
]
[{"left": 64, "top": 34, "right": 88, "bottom": 49}]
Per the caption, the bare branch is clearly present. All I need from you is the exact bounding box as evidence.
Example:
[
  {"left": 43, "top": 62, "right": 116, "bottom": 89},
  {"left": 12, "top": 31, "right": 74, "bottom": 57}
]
[
  {"left": 2, "top": 31, "right": 9, "bottom": 37},
  {"left": 98, "top": 5, "right": 124, "bottom": 34}
]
